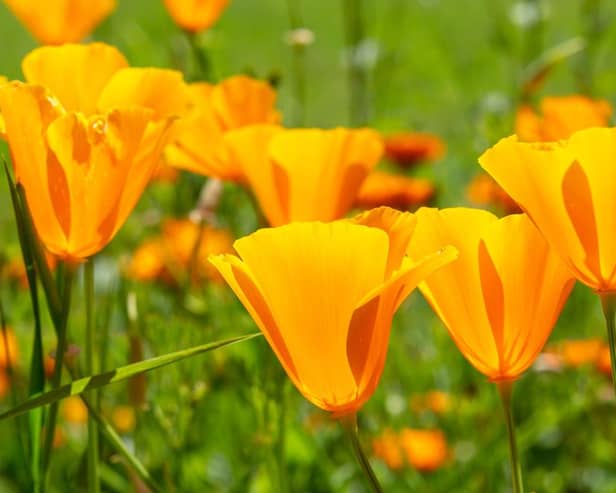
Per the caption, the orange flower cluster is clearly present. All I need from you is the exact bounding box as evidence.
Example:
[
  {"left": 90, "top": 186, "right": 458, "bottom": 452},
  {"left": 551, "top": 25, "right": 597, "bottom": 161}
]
[
  {"left": 373, "top": 427, "right": 449, "bottom": 472},
  {"left": 0, "top": 43, "right": 187, "bottom": 260},
  {"left": 127, "top": 219, "right": 233, "bottom": 285}
]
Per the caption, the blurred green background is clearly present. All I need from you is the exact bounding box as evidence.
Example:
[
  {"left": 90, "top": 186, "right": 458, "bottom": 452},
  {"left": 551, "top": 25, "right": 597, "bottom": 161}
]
[{"left": 0, "top": 0, "right": 616, "bottom": 492}]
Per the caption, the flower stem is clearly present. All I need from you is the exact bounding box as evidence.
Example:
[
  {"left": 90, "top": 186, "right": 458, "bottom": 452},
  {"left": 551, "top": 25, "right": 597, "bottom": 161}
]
[
  {"left": 41, "top": 263, "right": 75, "bottom": 483},
  {"left": 600, "top": 292, "right": 616, "bottom": 396},
  {"left": 341, "top": 0, "right": 370, "bottom": 126},
  {"left": 84, "top": 260, "right": 100, "bottom": 493},
  {"left": 340, "top": 413, "right": 383, "bottom": 493},
  {"left": 496, "top": 381, "right": 525, "bottom": 493}
]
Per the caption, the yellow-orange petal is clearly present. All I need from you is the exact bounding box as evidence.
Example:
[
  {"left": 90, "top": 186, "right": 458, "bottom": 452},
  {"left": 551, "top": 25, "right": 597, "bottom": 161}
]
[
  {"left": 373, "top": 428, "right": 404, "bottom": 470},
  {"left": 266, "top": 127, "right": 383, "bottom": 223},
  {"left": 163, "top": 0, "right": 230, "bottom": 32},
  {"left": 22, "top": 43, "right": 128, "bottom": 115},
  {"left": 223, "top": 125, "right": 285, "bottom": 222},
  {"left": 0, "top": 328, "right": 19, "bottom": 368},
  {"left": 0, "top": 83, "right": 68, "bottom": 252},
  {"left": 127, "top": 239, "right": 166, "bottom": 281},
  {"left": 4, "top": 0, "right": 116, "bottom": 45},
  {"left": 479, "top": 129, "right": 616, "bottom": 291},
  {"left": 212, "top": 75, "right": 281, "bottom": 130},
  {"left": 98, "top": 68, "right": 188, "bottom": 119},
  {"left": 62, "top": 396, "right": 88, "bottom": 424},
  {"left": 355, "top": 171, "right": 435, "bottom": 210},
  {"left": 349, "top": 206, "right": 417, "bottom": 276}
]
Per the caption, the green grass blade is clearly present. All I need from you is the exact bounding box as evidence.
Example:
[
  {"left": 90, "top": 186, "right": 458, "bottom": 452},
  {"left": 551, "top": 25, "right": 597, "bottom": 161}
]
[{"left": 0, "top": 333, "right": 261, "bottom": 422}]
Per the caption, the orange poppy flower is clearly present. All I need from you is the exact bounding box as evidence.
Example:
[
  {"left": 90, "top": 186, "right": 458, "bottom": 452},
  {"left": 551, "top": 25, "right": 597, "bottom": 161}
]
[
  {"left": 399, "top": 428, "right": 449, "bottom": 472},
  {"left": 127, "top": 219, "right": 233, "bottom": 284},
  {"left": 596, "top": 345, "right": 612, "bottom": 377},
  {"left": 515, "top": 96, "right": 612, "bottom": 143},
  {"left": 0, "top": 43, "right": 186, "bottom": 260},
  {"left": 224, "top": 125, "right": 383, "bottom": 226},
  {"left": 355, "top": 171, "right": 435, "bottom": 210},
  {"left": 480, "top": 128, "right": 616, "bottom": 292},
  {"left": 3, "top": 0, "right": 115, "bottom": 45},
  {"left": 210, "top": 207, "right": 457, "bottom": 414},
  {"left": 165, "top": 76, "right": 280, "bottom": 181},
  {"left": 407, "top": 208, "right": 574, "bottom": 381},
  {"left": 163, "top": 0, "right": 229, "bottom": 32},
  {"left": 372, "top": 428, "right": 404, "bottom": 470},
  {"left": 383, "top": 132, "right": 446, "bottom": 168}
]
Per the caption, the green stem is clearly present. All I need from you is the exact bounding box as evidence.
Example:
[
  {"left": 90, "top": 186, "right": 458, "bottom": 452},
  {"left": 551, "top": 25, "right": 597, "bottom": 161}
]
[
  {"left": 340, "top": 413, "right": 383, "bottom": 493},
  {"left": 85, "top": 260, "right": 100, "bottom": 493},
  {"left": 285, "top": 0, "right": 308, "bottom": 126},
  {"left": 185, "top": 31, "right": 212, "bottom": 82},
  {"left": 41, "top": 264, "right": 75, "bottom": 482},
  {"left": 497, "top": 381, "right": 525, "bottom": 493},
  {"left": 599, "top": 292, "right": 616, "bottom": 397},
  {"left": 341, "top": 0, "right": 370, "bottom": 125}
]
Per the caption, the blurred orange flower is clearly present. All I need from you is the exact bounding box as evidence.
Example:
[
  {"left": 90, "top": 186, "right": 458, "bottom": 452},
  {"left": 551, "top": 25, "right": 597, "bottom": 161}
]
[
  {"left": 407, "top": 209, "right": 574, "bottom": 381},
  {"left": 480, "top": 128, "right": 616, "bottom": 292},
  {"left": 555, "top": 338, "right": 604, "bottom": 368},
  {"left": 224, "top": 126, "right": 383, "bottom": 226},
  {"left": 515, "top": 96, "right": 612, "bottom": 143},
  {"left": 372, "top": 428, "right": 404, "bottom": 470},
  {"left": 400, "top": 428, "right": 449, "bottom": 472},
  {"left": 383, "top": 132, "right": 445, "bottom": 168},
  {"left": 355, "top": 171, "right": 434, "bottom": 210},
  {"left": 410, "top": 390, "right": 450, "bottom": 415},
  {"left": 111, "top": 405, "right": 136, "bottom": 433},
  {"left": 210, "top": 208, "right": 457, "bottom": 414},
  {"left": 0, "top": 372, "right": 9, "bottom": 400},
  {"left": 163, "top": 0, "right": 229, "bottom": 32},
  {"left": 0, "top": 328, "right": 19, "bottom": 369},
  {"left": 127, "top": 219, "right": 233, "bottom": 284},
  {"left": 166, "top": 76, "right": 280, "bottom": 181},
  {"left": 3, "top": 0, "right": 115, "bottom": 45},
  {"left": 466, "top": 173, "right": 520, "bottom": 214},
  {"left": 0, "top": 43, "right": 186, "bottom": 260},
  {"left": 597, "top": 345, "right": 612, "bottom": 377},
  {"left": 62, "top": 396, "right": 88, "bottom": 424}
]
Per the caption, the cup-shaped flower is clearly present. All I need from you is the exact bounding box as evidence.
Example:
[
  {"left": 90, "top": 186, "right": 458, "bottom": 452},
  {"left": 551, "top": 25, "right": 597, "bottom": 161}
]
[
  {"left": 165, "top": 76, "right": 280, "bottom": 181},
  {"left": 223, "top": 125, "right": 383, "bottom": 225},
  {"left": 163, "top": 0, "right": 229, "bottom": 32},
  {"left": 0, "top": 43, "right": 187, "bottom": 260},
  {"left": 210, "top": 207, "right": 457, "bottom": 414},
  {"left": 3, "top": 0, "right": 115, "bottom": 45},
  {"left": 407, "top": 208, "right": 574, "bottom": 381},
  {"left": 479, "top": 128, "right": 616, "bottom": 292}
]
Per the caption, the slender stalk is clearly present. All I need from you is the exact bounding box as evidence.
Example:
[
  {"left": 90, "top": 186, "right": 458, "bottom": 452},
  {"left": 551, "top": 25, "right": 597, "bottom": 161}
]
[
  {"left": 340, "top": 413, "right": 383, "bottom": 493},
  {"left": 41, "top": 264, "right": 75, "bottom": 482},
  {"left": 185, "top": 31, "right": 213, "bottom": 82},
  {"left": 341, "top": 0, "right": 370, "bottom": 125},
  {"left": 285, "top": 0, "right": 308, "bottom": 126},
  {"left": 84, "top": 260, "right": 100, "bottom": 493},
  {"left": 496, "top": 381, "right": 525, "bottom": 493},
  {"left": 600, "top": 292, "right": 616, "bottom": 396}
]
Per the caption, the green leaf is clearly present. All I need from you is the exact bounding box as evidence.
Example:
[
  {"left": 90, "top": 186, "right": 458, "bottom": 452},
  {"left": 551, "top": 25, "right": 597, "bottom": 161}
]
[{"left": 0, "top": 333, "right": 261, "bottom": 422}]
